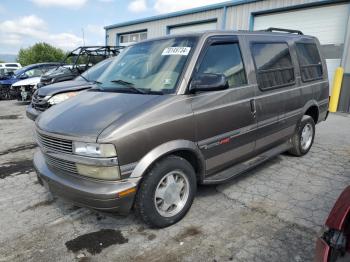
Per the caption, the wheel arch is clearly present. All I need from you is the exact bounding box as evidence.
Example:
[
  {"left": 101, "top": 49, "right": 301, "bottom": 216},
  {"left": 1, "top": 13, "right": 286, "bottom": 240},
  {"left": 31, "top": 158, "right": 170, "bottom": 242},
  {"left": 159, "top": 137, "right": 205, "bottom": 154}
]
[
  {"left": 302, "top": 100, "right": 320, "bottom": 124},
  {"left": 130, "top": 140, "right": 206, "bottom": 183}
]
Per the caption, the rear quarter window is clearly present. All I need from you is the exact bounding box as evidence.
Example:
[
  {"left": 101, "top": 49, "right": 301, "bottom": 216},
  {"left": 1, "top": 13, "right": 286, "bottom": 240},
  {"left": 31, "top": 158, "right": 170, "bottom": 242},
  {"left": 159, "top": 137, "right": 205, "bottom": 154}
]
[
  {"left": 295, "top": 42, "right": 323, "bottom": 82},
  {"left": 251, "top": 42, "right": 295, "bottom": 90}
]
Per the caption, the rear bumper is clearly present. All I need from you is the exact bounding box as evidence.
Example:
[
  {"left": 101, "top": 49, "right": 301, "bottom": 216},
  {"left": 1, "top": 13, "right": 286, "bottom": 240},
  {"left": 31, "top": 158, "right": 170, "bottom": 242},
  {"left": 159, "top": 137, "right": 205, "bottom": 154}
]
[
  {"left": 33, "top": 150, "right": 140, "bottom": 214},
  {"left": 26, "top": 104, "right": 41, "bottom": 121}
]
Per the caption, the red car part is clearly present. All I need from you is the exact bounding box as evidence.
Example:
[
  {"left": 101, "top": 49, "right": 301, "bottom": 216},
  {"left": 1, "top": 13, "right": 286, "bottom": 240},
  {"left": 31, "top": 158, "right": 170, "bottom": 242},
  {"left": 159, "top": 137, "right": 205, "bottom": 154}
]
[{"left": 314, "top": 186, "right": 350, "bottom": 262}]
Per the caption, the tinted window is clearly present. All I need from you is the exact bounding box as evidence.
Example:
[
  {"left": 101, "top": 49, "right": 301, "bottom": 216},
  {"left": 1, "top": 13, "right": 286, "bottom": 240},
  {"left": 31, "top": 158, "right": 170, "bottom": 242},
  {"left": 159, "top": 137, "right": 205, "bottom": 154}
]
[
  {"left": 5, "top": 64, "right": 19, "bottom": 67},
  {"left": 42, "top": 65, "right": 58, "bottom": 73},
  {"left": 80, "top": 58, "right": 113, "bottom": 81},
  {"left": 24, "top": 68, "right": 44, "bottom": 77},
  {"left": 296, "top": 43, "right": 323, "bottom": 82},
  {"left": 252, "top": 43, "right": 294, "bottom": 90},
  {"left": 197, "top": 42, "right": 247, "bottom": 88}
]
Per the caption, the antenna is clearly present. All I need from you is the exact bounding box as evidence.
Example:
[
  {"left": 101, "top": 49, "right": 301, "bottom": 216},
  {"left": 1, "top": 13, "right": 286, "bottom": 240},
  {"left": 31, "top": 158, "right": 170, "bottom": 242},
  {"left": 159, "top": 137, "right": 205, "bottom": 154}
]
[{"left": 81, "top": 28, "right": 86, "bottom": 46}]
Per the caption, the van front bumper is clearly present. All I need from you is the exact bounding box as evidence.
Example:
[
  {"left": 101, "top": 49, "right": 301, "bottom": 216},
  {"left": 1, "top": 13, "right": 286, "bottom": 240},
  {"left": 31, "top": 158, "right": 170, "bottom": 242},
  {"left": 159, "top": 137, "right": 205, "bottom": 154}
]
[
  {"left": 26, "top": 104, "right": 41, "bottom": 121},
  {"left": 33, "top": 150, "right": 139, "bottom": 214}
]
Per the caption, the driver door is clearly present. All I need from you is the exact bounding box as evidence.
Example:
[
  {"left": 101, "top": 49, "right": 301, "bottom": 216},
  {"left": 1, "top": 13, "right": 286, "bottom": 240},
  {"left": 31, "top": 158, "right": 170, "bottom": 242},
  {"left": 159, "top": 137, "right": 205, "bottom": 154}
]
[{"left": 189, "top": 36, "right": 257, "bottom": 175}]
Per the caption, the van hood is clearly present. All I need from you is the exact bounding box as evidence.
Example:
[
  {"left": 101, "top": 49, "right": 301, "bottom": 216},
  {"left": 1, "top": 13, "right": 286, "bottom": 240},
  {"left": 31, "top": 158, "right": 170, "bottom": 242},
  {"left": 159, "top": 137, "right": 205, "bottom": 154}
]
[
  {"left": 36, "top": 90, "right": 165, "bottom": 140},
  {"left": 12, "top": 77, "right": 41, "bottom": 87},
  {"left": 37, "top": 79, "right": 92, "bottom": 97}
]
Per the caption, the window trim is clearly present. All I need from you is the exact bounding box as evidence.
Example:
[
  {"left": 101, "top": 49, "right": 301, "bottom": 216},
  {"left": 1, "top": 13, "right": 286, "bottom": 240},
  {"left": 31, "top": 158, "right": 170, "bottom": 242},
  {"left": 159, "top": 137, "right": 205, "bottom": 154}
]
[
  {"left": 117, "top": 30, "right": 148, "bottom": 46},
  {"left": 295, "top": 41, "right": 324, "bottom": 83},
  {"left": 250, "top": 41, "right": 296, "bottom": 91},
  {"left": 188, "top": 35, "right": 248, "bottom": 93}
]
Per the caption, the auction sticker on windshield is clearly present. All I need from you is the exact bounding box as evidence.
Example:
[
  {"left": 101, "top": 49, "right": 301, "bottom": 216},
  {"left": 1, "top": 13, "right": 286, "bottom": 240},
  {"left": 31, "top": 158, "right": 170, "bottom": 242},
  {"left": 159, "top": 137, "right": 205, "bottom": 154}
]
[{"left": 162, "top": 47, "right": 191, "bottom": 56}]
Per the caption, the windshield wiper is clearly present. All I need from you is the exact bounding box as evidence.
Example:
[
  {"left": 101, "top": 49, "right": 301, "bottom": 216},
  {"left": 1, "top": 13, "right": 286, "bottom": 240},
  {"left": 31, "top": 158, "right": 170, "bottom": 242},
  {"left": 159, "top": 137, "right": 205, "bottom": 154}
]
[
  {"left": 79, "top": 74, "right": 101, "bottom": 84},
  {"left": 110, "top": 79, "right": 135, "bottom": 86},
  {"left": 107, "top": 79, "right": 164, "bottom": 95},
  {"left": 110, "top": 79, "right": 147, "bottom": 94},
  {"left": 79, "top": 74, "right": 90, "bottom": 82}
]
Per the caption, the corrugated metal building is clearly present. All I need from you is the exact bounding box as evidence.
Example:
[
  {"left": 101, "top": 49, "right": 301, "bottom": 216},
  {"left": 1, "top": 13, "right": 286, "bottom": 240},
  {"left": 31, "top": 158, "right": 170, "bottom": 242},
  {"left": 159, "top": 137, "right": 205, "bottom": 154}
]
[{"left": 105, "top": 0, "right": 350, "bottom": 112}]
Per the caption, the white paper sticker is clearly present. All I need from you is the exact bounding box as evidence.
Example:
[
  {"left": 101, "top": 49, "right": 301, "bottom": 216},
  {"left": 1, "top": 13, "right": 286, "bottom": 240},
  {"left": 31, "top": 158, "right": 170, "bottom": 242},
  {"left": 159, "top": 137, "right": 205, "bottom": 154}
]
[{"left": 162, "top": 47, "right": 191, "bottom": 56}]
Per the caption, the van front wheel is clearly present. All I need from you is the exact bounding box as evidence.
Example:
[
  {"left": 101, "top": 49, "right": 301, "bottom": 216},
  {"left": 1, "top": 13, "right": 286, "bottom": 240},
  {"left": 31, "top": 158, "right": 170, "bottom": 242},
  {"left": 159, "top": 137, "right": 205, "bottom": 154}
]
[
  {"left": 288, "top": 115, "right": 315, "bottom": 156},
  {"left": 134, "top": 155, "right": 197, "bottom": 228}
]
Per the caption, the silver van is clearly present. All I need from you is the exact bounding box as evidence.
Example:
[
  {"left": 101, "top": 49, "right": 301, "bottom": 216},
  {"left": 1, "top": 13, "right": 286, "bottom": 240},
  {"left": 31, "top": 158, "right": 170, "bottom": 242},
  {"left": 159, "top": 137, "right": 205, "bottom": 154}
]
[{"left": 34, "top": 29, "right": 329, "bottom": 228}]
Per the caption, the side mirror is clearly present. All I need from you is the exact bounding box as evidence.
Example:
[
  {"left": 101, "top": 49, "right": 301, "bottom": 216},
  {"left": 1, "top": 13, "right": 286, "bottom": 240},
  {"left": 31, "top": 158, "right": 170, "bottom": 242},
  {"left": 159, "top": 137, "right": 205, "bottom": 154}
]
[{"left": 189, "top": 73, "right": 228, "bottom": 93}]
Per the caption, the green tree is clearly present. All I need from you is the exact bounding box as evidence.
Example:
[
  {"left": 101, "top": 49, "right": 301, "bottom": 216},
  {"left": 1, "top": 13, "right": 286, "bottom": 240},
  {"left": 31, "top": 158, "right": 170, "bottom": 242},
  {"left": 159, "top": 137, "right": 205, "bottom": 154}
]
[{"left": 17, "top": 42, "right": 66, "bottom": 66}]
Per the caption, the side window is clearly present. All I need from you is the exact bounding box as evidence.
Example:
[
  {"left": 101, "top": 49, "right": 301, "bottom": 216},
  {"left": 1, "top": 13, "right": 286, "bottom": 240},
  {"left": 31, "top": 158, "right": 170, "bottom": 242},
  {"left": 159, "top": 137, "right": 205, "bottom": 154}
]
[
  {"left": 24, "top": 68, "right": 43, "bottom": 77},
  {"left": 251, "top": 42, "right": 295, "bottom": 90},
  {"left": 197, "top": 42, "right": 247, "bottom": 88},
  {"left": 296, "top": 42, "right": 323, "bottom": 82},
  {"left": 42, "top": 65, "right": 57, "bottom": 73}
]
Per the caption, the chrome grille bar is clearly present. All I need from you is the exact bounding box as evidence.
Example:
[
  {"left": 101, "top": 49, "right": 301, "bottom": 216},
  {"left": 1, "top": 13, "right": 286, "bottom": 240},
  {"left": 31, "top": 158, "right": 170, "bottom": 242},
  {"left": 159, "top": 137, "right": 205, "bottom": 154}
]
[
  {"left": 44, "top": 154, "right": 78, "bottom": 175},
  {"left": 36, "top": 131, "right": 73, "bottom": 154}
]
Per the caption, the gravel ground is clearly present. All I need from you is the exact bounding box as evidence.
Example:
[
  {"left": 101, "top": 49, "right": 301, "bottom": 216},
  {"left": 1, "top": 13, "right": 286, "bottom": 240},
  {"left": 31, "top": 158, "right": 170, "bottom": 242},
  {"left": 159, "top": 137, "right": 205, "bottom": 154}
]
[{"left": 0, "top": 100, "right": 349, "bottom": 262}]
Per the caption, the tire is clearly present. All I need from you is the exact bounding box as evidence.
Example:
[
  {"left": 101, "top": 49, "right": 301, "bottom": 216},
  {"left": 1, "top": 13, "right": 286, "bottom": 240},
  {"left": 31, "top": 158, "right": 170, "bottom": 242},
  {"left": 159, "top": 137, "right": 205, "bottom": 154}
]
[
  {"left": 135, "top": 155, "right": 197, "bottom": 228},
  {"left": 288, "top": 115, "right": 315, "bottom": 156}
]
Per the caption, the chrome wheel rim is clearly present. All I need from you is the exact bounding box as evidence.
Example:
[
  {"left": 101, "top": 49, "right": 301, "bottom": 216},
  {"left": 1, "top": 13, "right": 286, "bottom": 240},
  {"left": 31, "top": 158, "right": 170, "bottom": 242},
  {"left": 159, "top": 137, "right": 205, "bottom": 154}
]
[
  {"left": 301, "top": 123, "right": 313, "bottom": 150},
  {"left": 154, "top": 170, "right": 190, "bottom": 218}
]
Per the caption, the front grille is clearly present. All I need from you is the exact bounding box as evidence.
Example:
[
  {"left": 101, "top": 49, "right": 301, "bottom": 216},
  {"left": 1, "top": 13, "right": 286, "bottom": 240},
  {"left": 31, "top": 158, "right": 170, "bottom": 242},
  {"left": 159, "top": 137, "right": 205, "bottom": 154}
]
[
  {"left": 32, "top": 93, "right": 50, "bottom": 111},
  {"left": 44, "top": 154, "right": 78, "bottom": 175},
  {"left": 36, "top": 131, "right": 73, "bottom": 154}
]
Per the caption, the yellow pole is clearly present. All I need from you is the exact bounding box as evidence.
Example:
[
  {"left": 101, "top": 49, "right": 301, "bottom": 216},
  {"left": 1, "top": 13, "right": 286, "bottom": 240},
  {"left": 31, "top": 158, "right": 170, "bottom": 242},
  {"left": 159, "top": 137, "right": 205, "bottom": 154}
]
[{"left": 329, "top": 67, "right": 344, "bottom": 112}]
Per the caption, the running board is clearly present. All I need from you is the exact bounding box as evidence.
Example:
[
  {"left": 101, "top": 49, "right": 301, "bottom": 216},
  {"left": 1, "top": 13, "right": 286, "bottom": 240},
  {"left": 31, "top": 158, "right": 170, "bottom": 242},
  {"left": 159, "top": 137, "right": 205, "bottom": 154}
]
[{"left": 202, "top": 142, "right": 291, "bottom": 185}]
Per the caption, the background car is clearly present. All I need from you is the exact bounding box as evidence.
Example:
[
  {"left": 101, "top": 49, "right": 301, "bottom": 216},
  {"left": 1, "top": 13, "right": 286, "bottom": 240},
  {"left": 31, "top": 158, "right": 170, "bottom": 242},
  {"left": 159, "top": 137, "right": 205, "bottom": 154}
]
[
  {"left": 38, "top": 46, "right": 123, "bottom": 87},
  {"left": 26, "top": 57, "right": 115, "bottom": 120},
  {"left": 0, "top": 62, "right": 21, "bottom": 69},
  {"left": 0, "top": 67, "right": 17, "bottom": 80},
  {"left": 10, "top": 76, "right": 41, "bottom": 101},
  {"left": 0, "top": 62, "right": 60, "bottom": 100},
  {"left": 315, "top": 186, "right": 350, "bottom": 262}
]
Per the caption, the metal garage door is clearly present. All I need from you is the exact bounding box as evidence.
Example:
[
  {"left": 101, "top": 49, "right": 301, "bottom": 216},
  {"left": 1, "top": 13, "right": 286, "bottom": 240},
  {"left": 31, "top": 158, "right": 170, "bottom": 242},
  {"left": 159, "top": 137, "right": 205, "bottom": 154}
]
[
  {"left": 169, "top": 21, "right": 217, "bottom": 35},
  {"left": 254, "top": 3, "right": 349, "bottom": 89}
]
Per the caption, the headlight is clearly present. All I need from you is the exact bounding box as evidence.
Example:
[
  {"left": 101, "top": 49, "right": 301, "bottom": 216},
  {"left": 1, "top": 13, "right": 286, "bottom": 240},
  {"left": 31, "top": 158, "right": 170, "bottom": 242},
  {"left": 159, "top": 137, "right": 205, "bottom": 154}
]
[
  {"left": 47, "top": 91, "right": 78, "bottom": 105},
  {"left": 76, "top": 164, "right": 120, "bottom": 180},
  {"left": 73, "top": 142, "right": 117, "bottom": 157}
]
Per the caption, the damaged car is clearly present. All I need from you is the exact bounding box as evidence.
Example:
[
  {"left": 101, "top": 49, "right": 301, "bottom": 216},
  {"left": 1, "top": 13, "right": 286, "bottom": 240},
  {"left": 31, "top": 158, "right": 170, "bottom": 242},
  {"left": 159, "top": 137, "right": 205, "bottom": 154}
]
[
  {"left": 10, "top": 76, "right": 42, "bottom": 101},
  {"left": 0, "top": 62, "right": 60, "bottom": 100},
  {"left": 27, "top": 57, "right": 115, "bottom": 120},
  {"left": 315, "top": 186, "right": 350, "bottom": 262}
]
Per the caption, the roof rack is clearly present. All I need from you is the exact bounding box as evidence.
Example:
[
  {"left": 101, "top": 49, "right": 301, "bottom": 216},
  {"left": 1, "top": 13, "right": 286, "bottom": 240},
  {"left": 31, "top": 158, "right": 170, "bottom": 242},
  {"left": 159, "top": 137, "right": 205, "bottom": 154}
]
[{"left": 263, "top": 27, "right": 304, "bottom": 35}]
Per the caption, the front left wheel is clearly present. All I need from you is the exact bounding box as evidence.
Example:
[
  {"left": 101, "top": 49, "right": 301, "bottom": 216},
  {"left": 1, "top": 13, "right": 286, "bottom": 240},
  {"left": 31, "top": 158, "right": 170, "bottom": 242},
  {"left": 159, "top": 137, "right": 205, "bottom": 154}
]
[{"left": 134, "top": 155, "right": 197, "bottom": 228}]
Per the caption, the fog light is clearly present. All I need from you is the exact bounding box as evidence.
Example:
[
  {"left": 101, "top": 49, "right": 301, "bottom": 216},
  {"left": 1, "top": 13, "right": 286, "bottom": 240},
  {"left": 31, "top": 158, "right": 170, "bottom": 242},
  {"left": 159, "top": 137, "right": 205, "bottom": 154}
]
[{"left": 76, "top": 164, "right": 120, "bottom": 180}]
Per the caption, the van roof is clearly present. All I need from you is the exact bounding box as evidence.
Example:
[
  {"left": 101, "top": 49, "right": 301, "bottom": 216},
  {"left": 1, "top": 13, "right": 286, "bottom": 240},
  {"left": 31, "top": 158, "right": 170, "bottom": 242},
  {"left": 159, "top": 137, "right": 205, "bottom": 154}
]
[{"left": 139, "top": 29, "right": 316, "bottom": 43}]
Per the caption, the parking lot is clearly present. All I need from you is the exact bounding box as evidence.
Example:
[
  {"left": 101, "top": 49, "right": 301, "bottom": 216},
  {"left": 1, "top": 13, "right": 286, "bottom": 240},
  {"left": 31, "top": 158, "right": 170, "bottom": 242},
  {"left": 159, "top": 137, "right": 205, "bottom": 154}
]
[{"left": 0, "top": 100, "right": 349, "bottom": 262}]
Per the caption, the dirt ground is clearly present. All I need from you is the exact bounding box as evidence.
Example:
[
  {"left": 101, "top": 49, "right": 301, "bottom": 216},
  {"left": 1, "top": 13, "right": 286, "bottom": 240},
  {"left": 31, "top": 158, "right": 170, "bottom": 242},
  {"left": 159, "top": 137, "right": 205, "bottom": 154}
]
[{"left": 0, "top": 100, "right": 349, "bottom": 262}]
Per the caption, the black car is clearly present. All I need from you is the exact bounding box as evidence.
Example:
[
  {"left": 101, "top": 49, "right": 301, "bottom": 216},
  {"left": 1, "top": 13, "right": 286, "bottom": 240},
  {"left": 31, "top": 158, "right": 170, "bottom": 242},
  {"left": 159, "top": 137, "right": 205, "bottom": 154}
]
[
  {"left": 38, "top": 46, "right": 122, "bottom": 87},
  {"left": 26, "top": 57, "right": 115, "bottom": 121}
]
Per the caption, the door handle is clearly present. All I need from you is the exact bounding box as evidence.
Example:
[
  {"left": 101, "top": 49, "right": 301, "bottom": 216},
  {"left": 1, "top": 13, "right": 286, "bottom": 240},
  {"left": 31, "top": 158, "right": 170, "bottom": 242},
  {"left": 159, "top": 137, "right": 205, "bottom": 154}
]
[{"left": 250, "top": 99, "right": 256, "bottom": 118}]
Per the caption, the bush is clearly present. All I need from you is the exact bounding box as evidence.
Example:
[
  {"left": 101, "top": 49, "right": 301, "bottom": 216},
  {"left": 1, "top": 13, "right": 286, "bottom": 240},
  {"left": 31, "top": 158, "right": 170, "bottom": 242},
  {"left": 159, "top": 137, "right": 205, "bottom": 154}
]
[{"left": 17, "top": 42, "right": 66, "bottom": 66}]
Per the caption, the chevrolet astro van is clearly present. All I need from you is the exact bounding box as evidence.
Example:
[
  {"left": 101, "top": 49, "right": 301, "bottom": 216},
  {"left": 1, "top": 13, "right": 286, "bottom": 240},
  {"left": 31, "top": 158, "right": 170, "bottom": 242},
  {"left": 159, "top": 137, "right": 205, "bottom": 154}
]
[{"left": 34, "top": 29, "right": 329, "bottom": 228}]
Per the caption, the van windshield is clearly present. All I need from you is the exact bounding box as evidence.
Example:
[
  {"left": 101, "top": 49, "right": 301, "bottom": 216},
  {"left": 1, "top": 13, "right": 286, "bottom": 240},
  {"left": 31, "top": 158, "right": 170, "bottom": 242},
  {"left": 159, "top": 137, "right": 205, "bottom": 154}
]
[{"left": 96, "top": 36, "right": 198, "bottom": 94}]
